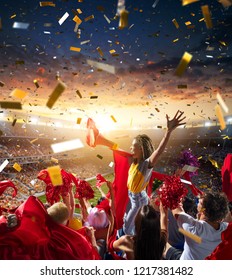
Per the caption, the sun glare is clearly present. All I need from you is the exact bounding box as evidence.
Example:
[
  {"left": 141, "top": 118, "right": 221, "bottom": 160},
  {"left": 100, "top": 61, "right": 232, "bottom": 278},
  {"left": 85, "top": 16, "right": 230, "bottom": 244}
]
[{"left": 94, "top": 115, "right": 117, "bottom": 132}]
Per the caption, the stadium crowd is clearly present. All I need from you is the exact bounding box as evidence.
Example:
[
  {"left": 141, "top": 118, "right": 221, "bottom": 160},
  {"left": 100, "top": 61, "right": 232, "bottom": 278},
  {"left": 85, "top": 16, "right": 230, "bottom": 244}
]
[{"left": 0, "top": 121, "right": 232, "bottom": 260}]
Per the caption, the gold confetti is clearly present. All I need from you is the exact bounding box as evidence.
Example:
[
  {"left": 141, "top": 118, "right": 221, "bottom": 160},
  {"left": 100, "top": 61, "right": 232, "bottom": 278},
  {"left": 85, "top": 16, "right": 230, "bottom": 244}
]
[
  {"left": 76, "top": 117, "right": 82, "bottom": 124},
  {"left": 178, "top": 228, "right": 202, "bottom": 243},
  {"left": 0, "top": 101, "right": 22, "bottom": 110},
  {"left": 10, "top": 14, "right": 16, "bottom": 19},
  {"left": 201, "top": 5, "right": 213, "bottom": 29},
  {"left": 13, "top": 162, "right": 22, "bottom": 172},
  {"left": 185, "top": 21, "right": 192, "bottom": 26},
  {"left": 119, "top": 9, "right": 129, "bottom": 29},
  {"left": 33, "top": 79, "right": 40, "bottom": 88},
  {"left": 70, "top": 46, "right": 81, "bottom": 52},
  {"left": 0, "top": 81, "right": 4, "bottom": 87},
  {"left": 109, "top": 49, "right": 116, "bottom": 54},
  {"left": 84, "top": 15, "right": 94, "bottom": 22},
  {"left": 215, "top": 104, "right": 226, "bottom": 130},
  {"left": 216, "top": 92, "right": 229, "bottom": 113},
  {"left": 12, "top": 119, "right": 17, "bottom": 127},
  {"left": 15, "top": 60, "right": 25, "bottom": 65},
  {"left": 172, "top": 19, "right": 179, "bottom": 29},
  {"left": 175, "top": 52, "right": 192, "bottom": 77},
  {"left": 97, "top": 154, "right": 103, "bottom": 159},
  {"left": 111, "top": 115, "right": 117, "bottom": 122},
  {"left": 178, "top": 84, "right": 187, "bottom": 88},
  {"left": 96, "top": 47, "right": 104, "bottom": 57},
  {"left": 30, "top": 138, "right": 38, "bottom": 144},
  {"left": 46, "top": 81, "right": 67, "bottom": 109},
  {"left": 73, "top": 15, "right": 82, "bottom": 25},
  {"left": 173, "top": 38, "right": 179, "bottom": 43},
  {"left": 47, "top": 165, "right": 63, "bottom": 186},
  {"left": 77, "top": 9, "right": 82, "bottom": 14},
  {"left": 39, "top": 1, "right": 55, "bottom": 7},
  {"left": 208, "top": 157, "right": 220, "bottom": 169},
  {"left": 182, "top": 0, "right": 199, "bottom": 6},
  {"left": 76, "top": 90, "right": 82, "bottom": 98},
  {"left": 90, "top": 95, "right": 98, "bottom": 99},
  {"left": 219, "top": 41, "right": 228, "bottom": 47},
  {"left": 11, "top": 88, "right": 28, "bottom": 99}
]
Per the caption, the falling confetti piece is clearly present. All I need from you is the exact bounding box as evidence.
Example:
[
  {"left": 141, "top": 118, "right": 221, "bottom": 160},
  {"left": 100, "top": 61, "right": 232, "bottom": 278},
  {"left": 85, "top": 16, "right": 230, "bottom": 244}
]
[
  {"left": 201, "top": 5, "right": 213, "bottom": 29},
  {"left": 51, "top": 139, "right": 84, "bottom": 153},
  {"left": 215, "top": 104, "right": 226, "bottom": 130},
  {"left": 39, "top": 2, "right": 56, "bottom": 7},
  {"left": 0, "top": 159, "right": 9, "bottom": 172},
  {"left": 76, "top": 118, "right": 82, "bottom": 124},
  {"left": 70, "top": 46, "right": 81, "bottom": 52},
  {"left": 73, "top": 15, "right": 82, "bottom": 25},
  {"left": 118, "top": 9, "right": 129, "bottom": 29},
  {"left": 0, "top": 102, "right": 22, "bottom": 110},
  {"left": 11, "top": 88, "right": 28, "bottom": 99},
  {"left": 175, "top": 52, "right": 192, "bottom": 77},
  {"left": 182, "top": 0, "right": 199, "bottom": 6},
  {"left": 87, "top": 59, "right": 116, "bottom": 74},
  {"left": 84, "top": 15, "right": 94, "bottom": 22},
  {"left": 47, "top": 165, "right": 63, "bottom": 186},
  {"left": 216, "top": 93, "right": 229, "bottom": 113},
  {"left": 46, "top": 81, "right": 67, "bottom": 109},
  {"left": 12, "top": 22, "right": 30, "bottom": 29},
  {"left": 13, "top": 162, "right": 22, "bottom": 172},
  {"left": 97, "top": 154, "right": 103, "bottom": 159},
  {"left": 96, "top": 47, "right": 104, "bottom": 57},
  {"left": 111, "top": 115, "right": 117, "bottom": 122},
  {"left": 58, "top": 12, "right": 69, "bottom": 25},
  {"left": 76, "top": 90, "right": 82, "bottom": 98},
  {"left": 12, "top": 119, "right": 17, "bottom": 126},
  {"left": 178, "top": 228, "right": 202, "bottom": 243}
]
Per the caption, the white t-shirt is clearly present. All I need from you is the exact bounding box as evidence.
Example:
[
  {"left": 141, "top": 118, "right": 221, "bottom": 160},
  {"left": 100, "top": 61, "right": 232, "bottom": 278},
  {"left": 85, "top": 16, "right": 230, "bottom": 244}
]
[{"left": 177, "top": 212, "right": 228, "bottom": 260}]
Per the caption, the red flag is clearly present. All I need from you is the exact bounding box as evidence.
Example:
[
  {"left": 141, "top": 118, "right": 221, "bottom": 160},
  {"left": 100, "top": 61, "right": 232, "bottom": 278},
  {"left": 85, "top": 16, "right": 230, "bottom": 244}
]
[
  {"left": 221, "top": 154, "right": 232, "bottom": 202},
  {"left": 112, "top": 149, "right": 131, "bottom": 229},
  {"left": 206, "top": 222, "right": 232, "bottom": 260},
  {"left": 0, "top": 180, "right": 18, "bottom": 197}
]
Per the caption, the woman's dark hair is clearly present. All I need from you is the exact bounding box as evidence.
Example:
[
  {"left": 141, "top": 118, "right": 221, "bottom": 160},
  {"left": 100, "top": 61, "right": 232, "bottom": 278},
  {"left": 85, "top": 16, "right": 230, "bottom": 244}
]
[
  {"left": 134, "top": 204, "right": 166, "bottom": 260},
  {"left": 202, "top": 191, "right": 229, "bottom": 222}
]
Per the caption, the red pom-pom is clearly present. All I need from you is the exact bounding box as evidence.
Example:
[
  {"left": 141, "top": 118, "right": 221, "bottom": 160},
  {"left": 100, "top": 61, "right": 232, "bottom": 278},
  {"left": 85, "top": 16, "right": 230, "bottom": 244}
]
[
  {"left": 74, "top": 179, "right": 94, "bottom": 200},
  {"left": 96, "top": 173, "right": 107, "bottom": 188},
  {"left": 157, "top": 175, "right": 188, "bottom": 209}
]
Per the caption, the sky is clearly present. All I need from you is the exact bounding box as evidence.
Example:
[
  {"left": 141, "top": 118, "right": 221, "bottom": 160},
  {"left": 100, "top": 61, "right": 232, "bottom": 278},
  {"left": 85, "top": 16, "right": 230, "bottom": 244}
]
[{"left": 0, "top": 0, "right": 232, "bottom": 131}]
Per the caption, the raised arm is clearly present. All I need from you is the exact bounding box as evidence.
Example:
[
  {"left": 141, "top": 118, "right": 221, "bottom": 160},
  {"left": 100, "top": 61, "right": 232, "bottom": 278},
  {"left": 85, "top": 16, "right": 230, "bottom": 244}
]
[
  {"left": 172, "top": 202, "right": 185, "bottom": 220},
  {"left": 149, "top": 110, "right": 186, "bottom": 167},
  {"left": 159, "top": 201, "right": 168, "bottom": 232}
]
